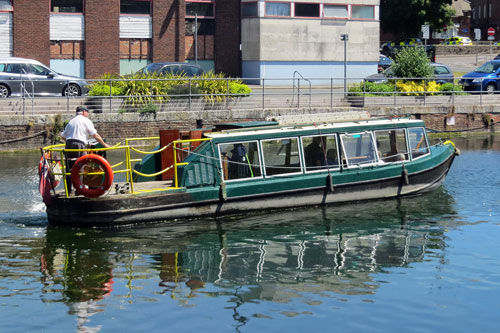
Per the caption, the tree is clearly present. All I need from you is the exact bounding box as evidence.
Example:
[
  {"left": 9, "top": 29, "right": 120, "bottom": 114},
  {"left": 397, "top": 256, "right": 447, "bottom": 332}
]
[
  {"left": 392, "top": 47, "right": 433, "bottom": 80},
  {"left": 380, "top": 0, "right": 455, "bottom": 38}
]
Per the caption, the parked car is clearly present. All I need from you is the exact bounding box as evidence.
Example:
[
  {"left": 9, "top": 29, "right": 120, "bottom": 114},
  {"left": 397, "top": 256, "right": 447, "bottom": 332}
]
[
  {"left": 381, "top": 38, "right": 422, "bottom": 55},
  {"left": 365, "top": 63, "right": 454, "bottom": 84},
  {"left": 459, "top": 60, "right": 500, "bottom": 93},
  {"left": 443, "top": 36, "right": 472, "bottom": 45},
  {"left": 136, "top": 62, "right": 204, "bottom": 77},
  {"left": 378, "top": 54, "right": 392, "bottom": 73},
  {"left": 0, "top": 57, "right": 88, "bottom": 98}
]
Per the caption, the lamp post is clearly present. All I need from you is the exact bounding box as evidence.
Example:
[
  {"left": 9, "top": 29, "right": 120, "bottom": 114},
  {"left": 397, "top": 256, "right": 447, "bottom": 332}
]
[{"left": 340, "top": 34, "right": 349, "bottom": 96}]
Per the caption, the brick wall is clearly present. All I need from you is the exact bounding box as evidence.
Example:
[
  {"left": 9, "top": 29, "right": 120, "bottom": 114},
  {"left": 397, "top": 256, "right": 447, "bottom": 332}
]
[
  {"left": 1, "top": 110, "right": 499, "bottom": 151},
  {"left": 84, "top": 0, "right": 120, "bottom": 78},
  {"left": 12, "top": 1, "right": 50, "bottom": 65},
  {"left": 185, "top": 35, "right": 214, "bottom": 60},
  {"left": 420, "top": 113, "right": 490, "bottom": 132},
  {"left": 152, "top": 0, "right": 185, "bottom": 62},
  {"left": 50, "top": 41, "right": 84, "bottom": 60},
  {"left": 215, "top": 0, "right": 241, "bottom": 77}
]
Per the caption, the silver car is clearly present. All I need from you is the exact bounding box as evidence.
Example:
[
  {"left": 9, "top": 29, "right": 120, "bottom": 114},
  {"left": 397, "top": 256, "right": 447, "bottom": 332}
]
[{"left": 0, "top": 57, "right": 89, "bottom": 98}]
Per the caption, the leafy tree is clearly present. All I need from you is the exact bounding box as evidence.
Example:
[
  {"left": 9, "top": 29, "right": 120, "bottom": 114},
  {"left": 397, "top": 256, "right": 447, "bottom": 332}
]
[
  {"left": 380, "top": 0, "right": 454, "bottom": 38},
  {"left": 392, "top": 46, "right": 433, "bottom": 80}
]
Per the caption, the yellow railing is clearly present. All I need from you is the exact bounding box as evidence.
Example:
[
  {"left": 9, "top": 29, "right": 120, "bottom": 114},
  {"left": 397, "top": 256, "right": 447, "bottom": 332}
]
[{"left": 42, "top": 136, "right": 211, "bottom": 198}]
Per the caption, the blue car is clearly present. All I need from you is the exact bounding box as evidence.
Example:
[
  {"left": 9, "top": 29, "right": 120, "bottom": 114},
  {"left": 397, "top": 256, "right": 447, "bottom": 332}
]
[{"left": 459, "top": 60, "right": 500, "bottom": 93}]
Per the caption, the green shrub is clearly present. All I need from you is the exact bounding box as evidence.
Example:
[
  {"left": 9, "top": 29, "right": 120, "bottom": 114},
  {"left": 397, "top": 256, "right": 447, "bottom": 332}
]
[
  {"left": 229, "top": 82, "right": 252, "bottom": 96},
  {"left": 138, "top": 103, "right": 158, "bottom": 114},
  {"left": 88, "top": 85, "right": 124, "bottom": 96},
  {"left": 166, "top": 83, "right": 201, "bottom": 98},
  {"left": 348, "top": 81, "right": 395, "bottom": 96},
  {"left": 392, "top": 47, "right": 433, "bottom": 81}
]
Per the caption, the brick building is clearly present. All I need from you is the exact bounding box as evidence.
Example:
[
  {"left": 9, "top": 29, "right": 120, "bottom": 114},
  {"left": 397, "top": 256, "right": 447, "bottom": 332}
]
[
  {"left": 0, "top": 0, "right": 381, "bottom": 81},
  {"left": 470, "top": 0, "right": 500, "bottom": 40},
  {"left": 0, "top": 0, "right": 240, "bottom": 78}
]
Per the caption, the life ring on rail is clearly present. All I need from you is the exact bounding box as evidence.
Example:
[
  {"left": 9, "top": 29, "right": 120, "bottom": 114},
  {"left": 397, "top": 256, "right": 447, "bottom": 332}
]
[{"left": 71, "top": 154, "right": 113, "bottom": 198}]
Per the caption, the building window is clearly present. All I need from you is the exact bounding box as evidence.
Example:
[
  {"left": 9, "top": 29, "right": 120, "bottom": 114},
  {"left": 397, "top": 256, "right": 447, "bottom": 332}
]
[
  {"left": 186, "top": 1, "right": 214, "bottom": 18},
  {"left": 265, "top": 2, "right": 291, "bottom": 17},
  {"left": 51, "top": 0, "right": 83, "bottom": 13},
  {"left": 120, "top": 0, "right": 151, "bottom": 15},
  {"left": 242, "top": 2, "right": 258, "bottom": 18},
  {"left": 185, "top": 19, "right": 215, "bottom": 35},
  {"left": 351, "top": 5, "right": 374, "bottom": 19},
  {"left": 0, "top": 0, "right": 13, "bottom": 11},
  {"left": 323, "top": 5, "right": 348, "bottom": 19},
  {"left": 294, "top": 3, "right": 319, "bottom": 18}
]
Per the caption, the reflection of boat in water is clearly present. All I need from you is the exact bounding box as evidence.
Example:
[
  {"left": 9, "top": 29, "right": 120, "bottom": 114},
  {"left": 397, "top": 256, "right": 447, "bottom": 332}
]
[
  {"left": 39, "top": 112, "right": 459, "bottom": 227},
  {"left": 38, "top": 189, "right": 456, "bottom": 305}
]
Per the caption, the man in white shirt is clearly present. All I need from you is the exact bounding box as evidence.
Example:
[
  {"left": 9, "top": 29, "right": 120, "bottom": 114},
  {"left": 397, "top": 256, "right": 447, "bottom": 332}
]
[{"left": 61, "top": 106, "right": 109, "bottom": 193}]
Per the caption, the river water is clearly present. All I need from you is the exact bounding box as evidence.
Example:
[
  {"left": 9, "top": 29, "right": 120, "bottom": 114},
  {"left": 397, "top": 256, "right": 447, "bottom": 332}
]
[{"left": 1, "top": 136, "right": 499, "bottom": 332}]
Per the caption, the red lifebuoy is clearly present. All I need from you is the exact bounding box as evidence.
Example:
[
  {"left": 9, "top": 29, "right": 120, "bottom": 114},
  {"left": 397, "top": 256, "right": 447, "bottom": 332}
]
[{"left": 71, "top": 154, "right": 113, "bottom": 198}]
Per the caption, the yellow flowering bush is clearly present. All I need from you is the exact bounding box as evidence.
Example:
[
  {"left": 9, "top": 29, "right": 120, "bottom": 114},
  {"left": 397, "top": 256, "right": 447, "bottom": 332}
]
[{"left": 395, "top": 80, "right": 441, "bottom": 96}]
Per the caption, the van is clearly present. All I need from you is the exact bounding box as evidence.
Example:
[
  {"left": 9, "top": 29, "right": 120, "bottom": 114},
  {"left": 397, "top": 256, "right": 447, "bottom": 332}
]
[{"left": 459, "top": 60, "right": 500, "bottom": 93}]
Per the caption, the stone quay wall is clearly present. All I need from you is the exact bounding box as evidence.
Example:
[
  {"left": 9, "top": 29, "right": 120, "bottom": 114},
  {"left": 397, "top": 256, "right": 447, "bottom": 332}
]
[{"left": 1, "top": 105, "right": 499, "bottom": 152}]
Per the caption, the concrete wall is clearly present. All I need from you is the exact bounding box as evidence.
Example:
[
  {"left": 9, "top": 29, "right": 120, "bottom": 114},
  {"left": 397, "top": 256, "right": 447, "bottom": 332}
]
[{"left": 241, "top": 0, "right": 380, "bottom": 80}]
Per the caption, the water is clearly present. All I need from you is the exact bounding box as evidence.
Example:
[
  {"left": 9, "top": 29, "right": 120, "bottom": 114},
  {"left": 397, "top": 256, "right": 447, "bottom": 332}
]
[{"left": 1, "top": 136, "right": 500, "bottom": 332}]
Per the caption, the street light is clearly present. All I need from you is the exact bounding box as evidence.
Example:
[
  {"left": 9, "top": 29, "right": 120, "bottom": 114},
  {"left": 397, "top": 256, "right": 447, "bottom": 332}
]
[{"left": 340, "top": 34, "right": 349, "bottom": 96}]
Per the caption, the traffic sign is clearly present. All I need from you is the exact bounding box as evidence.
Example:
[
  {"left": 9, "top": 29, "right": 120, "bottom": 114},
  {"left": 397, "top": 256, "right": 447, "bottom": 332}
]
[
  {"left": 421, "top": 25, "right": 430, "bottom": 40},
  {"left": 488, "top": 27, "right": 495, "bottom": 36},
  {"left": 474, "top": 28, "right": 481, "bottom": 40}
]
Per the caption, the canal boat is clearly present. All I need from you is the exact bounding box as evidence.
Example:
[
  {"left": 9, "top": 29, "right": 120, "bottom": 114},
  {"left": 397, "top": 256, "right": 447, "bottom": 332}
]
[{"left": 39, "top": 112, "right": 459, "bottom": 227}]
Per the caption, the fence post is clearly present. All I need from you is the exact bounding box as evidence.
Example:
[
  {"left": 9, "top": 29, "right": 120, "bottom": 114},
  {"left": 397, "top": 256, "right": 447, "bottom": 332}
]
[
  {"left": 66, "top": 80, "right": 70, "bottom": 114},
  {"left": 394, "top": 81, "right": 397, "bottom": 107},
  {"left": 297, "top": 79, "right": 300, "bottom": 108},
  {"left": 262, "top": 78, "right": 265, "bottom": 110},
  {"left": 424, "top": 78, "right": 427, "bottom": 106},
  {"left": 480, "top": 78, "right": 483, "bottom": 106},
  {"left": 109, "top": 79, "right": 112, "bottom": 113},
  {"left": 226, "top": 78, "right": 229, "bottom": 109},
  {"left": 452, "top": 80, "right": 455, "bottom": 105},
  {"left": 330, "top": 78, "right": 333, "bottom": 110},
  {"left": 189, "top": 78, "right": 192, "bottom": 111}
]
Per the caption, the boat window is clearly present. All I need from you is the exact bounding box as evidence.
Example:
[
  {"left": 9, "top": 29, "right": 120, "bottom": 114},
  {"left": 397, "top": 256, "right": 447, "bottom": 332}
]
[
  {"left": 408, "top": 128, "right": 430, "bottom": 159},
  {"left": 219, "top": 141, "right": 261, "bottom": 181},
  {"left": 340, "top": 132, "right": 377, "bottom": 167},
  {"left": 302, "top": 135, "right": 339, "bottom": 172},
  {"left": 374, "top": 129, "right": 409, "bottom": 163},
  {"left": 261, "top": 138, "right": 301, "bottom": 176}
]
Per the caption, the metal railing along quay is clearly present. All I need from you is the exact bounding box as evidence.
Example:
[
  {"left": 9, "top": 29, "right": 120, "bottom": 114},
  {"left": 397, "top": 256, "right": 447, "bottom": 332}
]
[{"left": 2, "top": 76, "right": 500, "bottom": 115}]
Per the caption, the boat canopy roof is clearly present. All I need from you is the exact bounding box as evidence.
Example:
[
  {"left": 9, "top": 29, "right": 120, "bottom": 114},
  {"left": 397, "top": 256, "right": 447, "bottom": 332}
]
[{"left": 205, "top": 116, "right": 425, "bottom": 141}]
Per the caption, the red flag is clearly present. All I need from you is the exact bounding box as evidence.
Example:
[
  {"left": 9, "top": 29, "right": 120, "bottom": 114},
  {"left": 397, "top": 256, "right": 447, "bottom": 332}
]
[{"left": 39, "top": 155, "right": 53, "bottom": 205}]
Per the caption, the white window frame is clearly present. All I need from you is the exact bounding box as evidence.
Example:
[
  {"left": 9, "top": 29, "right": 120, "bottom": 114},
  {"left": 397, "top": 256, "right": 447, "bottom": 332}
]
[
  {"left": 373, "top": 129, "right": 410, "bottom": 164},
  {"left": 301, "top": 134, "right": 340, "bottom": 173},
  {"left": 339, "top": 131, "right": 378, "bottom": 168},
  {"left": 407, "top": 127, "right": 431, "bottom": 161},
  {"left": 218, "top": 141, "right": 263, "bottom": 182},
  {"left": 261, "top": 137, "right": 302, "bottom": 177}
]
